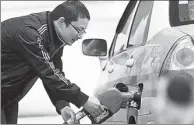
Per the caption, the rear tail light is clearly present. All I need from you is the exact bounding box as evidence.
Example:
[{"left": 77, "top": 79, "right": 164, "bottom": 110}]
[
  {"left": 163, "top": 36, "right": 194, "bottom": 70},
  {"left": 175, "top": 47, "right": 194, "bottom": 67},
  {"left": 173, "top": 36, "right": 194, "bottom": 68}
]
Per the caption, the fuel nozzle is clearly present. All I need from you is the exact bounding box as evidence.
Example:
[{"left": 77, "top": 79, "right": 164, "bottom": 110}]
[
  {"left": 65, "top": 84, "right": 142, "bottom": 124},
  {"left": 114, "top": 83, "right": 142, "bottom": 109}
]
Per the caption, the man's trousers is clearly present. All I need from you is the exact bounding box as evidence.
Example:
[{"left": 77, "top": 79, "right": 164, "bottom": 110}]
[{"left": 1, "top": 102, "right": 18, "bottom": 124}]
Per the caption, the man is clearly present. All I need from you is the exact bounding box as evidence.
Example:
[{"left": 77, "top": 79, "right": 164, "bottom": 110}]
[{"left": 1, "top": 0, "right": 104, "bottom": 124}]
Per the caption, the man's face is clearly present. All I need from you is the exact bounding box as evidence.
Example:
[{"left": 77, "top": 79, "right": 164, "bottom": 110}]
[{"left": 54, "top": 17, "right": 89, "bottom": 46}]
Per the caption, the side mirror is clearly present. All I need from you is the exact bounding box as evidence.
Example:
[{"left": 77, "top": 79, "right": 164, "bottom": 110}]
[{"left": 82, "top": 39, "right": 107, "bottom": 57}]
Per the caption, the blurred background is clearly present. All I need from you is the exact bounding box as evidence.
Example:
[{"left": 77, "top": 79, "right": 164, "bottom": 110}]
[{"left": 1, "top": 1, "right": 128, "bottom": 124}]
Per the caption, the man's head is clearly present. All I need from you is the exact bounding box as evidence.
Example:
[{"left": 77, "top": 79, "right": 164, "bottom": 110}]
[{"left": 50, "top": 0, "right": 90, "bottom": 45}]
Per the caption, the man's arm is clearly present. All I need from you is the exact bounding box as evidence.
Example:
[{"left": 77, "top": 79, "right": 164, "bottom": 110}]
[
  {"left": 13, "top": 26, "right": 88, "bottom": 108},
  {"left": 43, "top": 51, "right": 70, "bottom": 114}
]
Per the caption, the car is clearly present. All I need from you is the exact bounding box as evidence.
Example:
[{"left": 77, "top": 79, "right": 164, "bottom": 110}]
[{"left": 82, "top": 0, "right": 194, "bottom": 124}]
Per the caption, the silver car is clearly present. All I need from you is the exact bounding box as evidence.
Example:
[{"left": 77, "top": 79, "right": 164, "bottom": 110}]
[{"left": 82, "top": 0, "right": 194, "bottom": 124}]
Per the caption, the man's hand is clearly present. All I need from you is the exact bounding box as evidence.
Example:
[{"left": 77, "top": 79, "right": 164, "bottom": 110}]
[
  {"left": 60, "top": 106, "right": 79, "bottom": 124},
  {"left": 83, "top": 96, "right": 104, "bottom": 118}
]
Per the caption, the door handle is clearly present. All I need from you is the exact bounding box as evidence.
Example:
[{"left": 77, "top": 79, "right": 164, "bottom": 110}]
[
  {"left": 126, "top": 57, "right": 134, "bottom": 67},
  {"left": 108, "top": 65, "right": 114, "bottom": 73}
]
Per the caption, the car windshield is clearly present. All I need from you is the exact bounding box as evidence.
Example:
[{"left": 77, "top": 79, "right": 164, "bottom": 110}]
[{"left": 170, "top": 0, "right": 194, "bottom": 26}]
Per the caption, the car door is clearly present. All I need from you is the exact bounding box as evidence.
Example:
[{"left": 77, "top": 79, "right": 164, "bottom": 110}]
[
  {"left": 94, "top": 1, "right": 140, "bottom": 124},
  {"left": 115, "top": 1, "right": 155, "bottom": 124},
  {"left": 122, "top": 1, "right": 157, "bottom": 124},
  {"left": 95, "top": 1, "right": 154, "bottom": 124},
  {"left": 105, "top": 2, "right": 140, "bottom": 122}
]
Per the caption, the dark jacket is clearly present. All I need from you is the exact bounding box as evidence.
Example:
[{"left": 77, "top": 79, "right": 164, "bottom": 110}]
[{"left": 1, "top": 11, "right": 89, "bottom": 113}]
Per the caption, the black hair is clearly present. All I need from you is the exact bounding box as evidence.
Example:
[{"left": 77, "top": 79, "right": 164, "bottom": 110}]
[{"left": 50, "top": 0, "right": 90, "bottom": 24}]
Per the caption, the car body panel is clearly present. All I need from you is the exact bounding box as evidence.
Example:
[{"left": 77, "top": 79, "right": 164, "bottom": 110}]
[{"left": 173, "top": 24, "right": 194, "bottom": 38}]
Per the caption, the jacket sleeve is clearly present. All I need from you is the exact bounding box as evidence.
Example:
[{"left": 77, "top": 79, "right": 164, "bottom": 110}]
[
  {"left": 13, "top": 26, "right": 89, "bottom": 109},
  {"left": 43, "top": 50, "right": 69, "bottom": 114}
]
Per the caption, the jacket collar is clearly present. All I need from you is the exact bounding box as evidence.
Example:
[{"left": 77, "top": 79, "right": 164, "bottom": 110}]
[{"left": 46, "top": 11, "right": 66, "bottom": 59}]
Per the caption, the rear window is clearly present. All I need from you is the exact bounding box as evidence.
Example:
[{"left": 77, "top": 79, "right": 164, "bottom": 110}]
[{"left": 170, "top": 0, "right": 194, "bottom": 26}]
